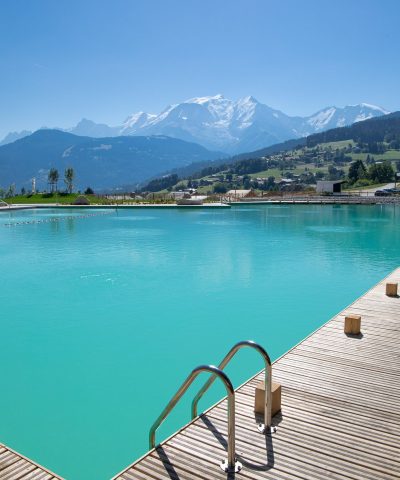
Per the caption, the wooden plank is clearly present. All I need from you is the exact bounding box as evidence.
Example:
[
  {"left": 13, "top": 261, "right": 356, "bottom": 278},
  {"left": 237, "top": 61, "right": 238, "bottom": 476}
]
[
  {"left": 200, "top": 412, "right": 400, "bottom": 479},
  {"left": 0, "top": 444, "right": 62, "bottom": 480}
]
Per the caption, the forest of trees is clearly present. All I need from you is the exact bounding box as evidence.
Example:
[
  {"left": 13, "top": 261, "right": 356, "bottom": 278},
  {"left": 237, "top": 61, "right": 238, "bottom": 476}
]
[{"left": 142, "top": 174, "right": 179, "bottom": 192}]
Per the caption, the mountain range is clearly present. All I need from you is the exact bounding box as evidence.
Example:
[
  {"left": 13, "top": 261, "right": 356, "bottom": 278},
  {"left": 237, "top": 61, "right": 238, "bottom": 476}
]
[
  {"left": 0, "top": 130, "right": 222, "bottom": 191},
  {"left": 0, "top": 95, "right": 389, "bottom": 154},
  {"left": 1, "top": 109, "right": 398, "bottom": 193}
]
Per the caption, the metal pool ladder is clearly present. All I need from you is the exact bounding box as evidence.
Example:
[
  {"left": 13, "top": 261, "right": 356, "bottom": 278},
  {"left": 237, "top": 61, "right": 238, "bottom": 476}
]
[
  {"left": 149, "top": 364, "right": 242, "bottom": 473},
  {"left": 192, "top": 340, "right": 276, "bottom": 434}
]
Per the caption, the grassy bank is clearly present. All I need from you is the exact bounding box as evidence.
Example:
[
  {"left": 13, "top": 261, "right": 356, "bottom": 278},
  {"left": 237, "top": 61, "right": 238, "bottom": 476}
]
[
  {"left": 3, "top": 193, "right": 179, "bottom": 205},
  {"left": 3, "top": 193, "right": 114, "bottom": 205}
]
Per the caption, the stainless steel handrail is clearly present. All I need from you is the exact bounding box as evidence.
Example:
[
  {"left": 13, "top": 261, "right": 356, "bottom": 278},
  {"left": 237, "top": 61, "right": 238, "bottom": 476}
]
[
  {"left": 149, "top": 364, "right": 242, "bottom": 473},
  {"left": 191, "top": 340, "right": 276, "bottom": 434}
]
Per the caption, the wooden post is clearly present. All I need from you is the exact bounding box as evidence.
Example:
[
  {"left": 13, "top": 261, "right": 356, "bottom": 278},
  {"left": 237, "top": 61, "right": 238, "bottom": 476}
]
[
  {"left": 254, "top": 381, "right": 281, "bottom": 416},
  {"left": 386, "top": 282, "right": 398, "bottom": 297},
  {"left": 344, "top": 314, "right": 361, "bottom": 335}
]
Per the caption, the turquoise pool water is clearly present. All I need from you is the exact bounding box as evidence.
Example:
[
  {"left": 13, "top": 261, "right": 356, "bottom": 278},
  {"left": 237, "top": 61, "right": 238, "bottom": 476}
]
[{"left": 0, "top": 204, "right": 399, "bottom": 479}]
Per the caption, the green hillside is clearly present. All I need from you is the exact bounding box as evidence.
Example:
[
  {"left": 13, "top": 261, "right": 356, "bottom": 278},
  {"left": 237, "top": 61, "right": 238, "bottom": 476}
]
[{"left": 142, "top": 113, "right": 400, "bottom": 195}]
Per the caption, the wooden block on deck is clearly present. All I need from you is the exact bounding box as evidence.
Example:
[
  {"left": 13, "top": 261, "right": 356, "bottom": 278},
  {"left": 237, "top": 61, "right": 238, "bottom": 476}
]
[
  {"left": 344, "top": 314, "right": 361, "bottom": 335},
  {"left": 254, "top": 381, "right": 281, "bottom": 416},
  {"left": 386, "top": 282, "right": 398, "bottom": 297}
]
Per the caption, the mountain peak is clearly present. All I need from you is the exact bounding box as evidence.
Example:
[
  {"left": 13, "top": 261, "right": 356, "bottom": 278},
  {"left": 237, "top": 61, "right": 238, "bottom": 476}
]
[
  {"left": 353, "top": 103, "right": 390, "bottom": 114},
  {"left": 185, "top": 94, "right": 226, "bottom": 105},
  {"left": 0, "top": 129, "right": 33, "bottom": 146},
  {"left": 76, "top": 118, "right": 97, "bottom": 126},
  {"left": 121, "top": 112, "right": 157, "bottom": 134},
  {"left": 306, "top": 103, "right": 391, "bottom": 131},
  {"left": 238, "top": 95, "right": 259, "bottom": 105},
  {"left": 67, "top": 118, "right": 119, "bottom": 138}
]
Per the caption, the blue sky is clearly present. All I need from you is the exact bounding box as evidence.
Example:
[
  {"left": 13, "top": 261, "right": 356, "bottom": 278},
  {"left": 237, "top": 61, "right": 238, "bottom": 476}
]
[{"left": 1, "top": 0, "right": 399, "bottom": 138}]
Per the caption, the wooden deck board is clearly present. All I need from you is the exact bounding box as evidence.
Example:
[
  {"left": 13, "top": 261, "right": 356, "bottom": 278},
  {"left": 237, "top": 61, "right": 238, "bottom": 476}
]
[
  {"left": 0, "top": 444, "right": 63, "bottom": 480},
  {"left": 114, "top": 268, "right": 399, "bottom": 479}
]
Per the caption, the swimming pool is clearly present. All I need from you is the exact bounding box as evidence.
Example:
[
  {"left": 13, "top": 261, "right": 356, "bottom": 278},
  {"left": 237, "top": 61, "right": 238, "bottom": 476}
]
[{"left": 1, "top": 204, "right": 399, "bottom": 479}]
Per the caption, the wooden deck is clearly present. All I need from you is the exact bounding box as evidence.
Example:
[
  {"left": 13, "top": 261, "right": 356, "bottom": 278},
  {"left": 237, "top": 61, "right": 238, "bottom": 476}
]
[
  {"left": 114, "top": 268, "right": 400, "bottom": 480},
  {"left": 0, "top": 444, "right": 63, "bottom": 480}
]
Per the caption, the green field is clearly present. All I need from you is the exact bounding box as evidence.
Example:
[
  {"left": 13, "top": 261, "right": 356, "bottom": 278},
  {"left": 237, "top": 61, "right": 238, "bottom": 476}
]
[
  {"left": 4, "top": 193, "right": 79, "bottom": 204},
  {"left": 349, "top": 150, "right": 400, "bottom": 161},
  {"left": 248, "top": 165, "right": 328, "bottom": 179}
]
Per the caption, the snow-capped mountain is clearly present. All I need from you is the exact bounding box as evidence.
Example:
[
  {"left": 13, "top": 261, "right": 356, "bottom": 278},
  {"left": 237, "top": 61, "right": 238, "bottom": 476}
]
[
  {"left": 0, "top": 96, "right": 389, "bottom": 153},
  {"left": 120, "top": 95, "right": 389, "bottom": 153},
  {"left": 121, "top": 94, "right": 304, "bottom": 152},
  {"left": 304, "top": 103, "right": 390, "bottom": 133}
]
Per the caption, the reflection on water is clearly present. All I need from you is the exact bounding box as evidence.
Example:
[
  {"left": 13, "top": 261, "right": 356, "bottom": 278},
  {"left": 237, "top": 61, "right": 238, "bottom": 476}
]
[{"left": 66, "top": 217, "right": 75, "bottom": 233}]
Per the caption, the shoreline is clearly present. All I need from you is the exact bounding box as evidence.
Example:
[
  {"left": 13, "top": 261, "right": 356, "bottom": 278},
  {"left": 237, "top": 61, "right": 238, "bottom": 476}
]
[{"left": 1, "top": 194, "right": 400, "bottom": 212}]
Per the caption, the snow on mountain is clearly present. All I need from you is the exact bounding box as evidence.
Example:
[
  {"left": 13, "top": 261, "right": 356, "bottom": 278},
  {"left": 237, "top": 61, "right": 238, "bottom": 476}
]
[
  {"left": 121, "top": 96, "right": 390, "bottom": 153},
  {"left": 123, "top": 94, "right": 298, "bottom": 152},
  {"left": 120, "top": 112, "right": 157, "bottom": 134},
  {"left": 186, "top": 94, "right": 234, "bottom": 124},
  {"left": 305, "top": 104, "right": 390, "bottom": 133},
  {"left": 356, "top": 103, "right": 390, "bottom": 113},
  {"left": 0, "top": 97, "right": 390, "bottom": 153},
  {"left": 306, "top": 107, "right": 337, "bottom": 130}
]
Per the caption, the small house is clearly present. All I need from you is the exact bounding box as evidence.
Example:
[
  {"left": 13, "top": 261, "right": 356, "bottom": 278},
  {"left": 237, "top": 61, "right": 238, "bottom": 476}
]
[{"left": 316, "top": 180, "right": 346, "bottom": 194}]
